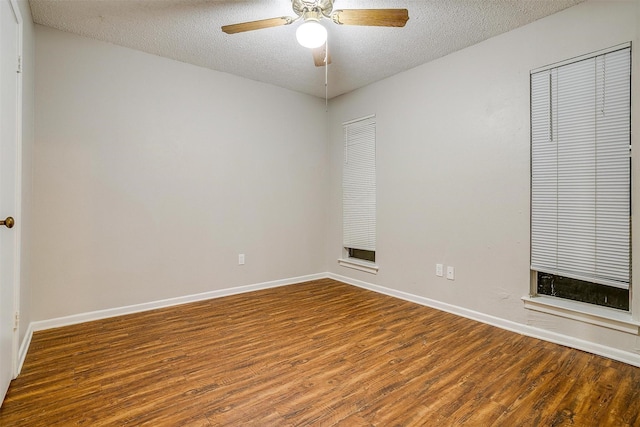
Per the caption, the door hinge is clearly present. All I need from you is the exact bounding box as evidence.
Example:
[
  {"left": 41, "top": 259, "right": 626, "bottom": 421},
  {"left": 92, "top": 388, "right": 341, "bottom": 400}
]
[
  {"left": 14, "top": 312, "right": 19, "bottom": 330},
  {"left": 17, "top": 55, "right": 22, "bottom": 74}
]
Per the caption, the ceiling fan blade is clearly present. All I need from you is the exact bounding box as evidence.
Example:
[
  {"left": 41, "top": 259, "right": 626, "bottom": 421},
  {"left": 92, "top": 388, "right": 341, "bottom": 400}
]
[
  {"left": 222, "top": 17, "right": 292, "bottom": 34},
  {"left": 332, "top": 9, "right": 409, "bottom": 27},
  {"left": 312, "top": 43, "right": 332, "bottom": 67}
]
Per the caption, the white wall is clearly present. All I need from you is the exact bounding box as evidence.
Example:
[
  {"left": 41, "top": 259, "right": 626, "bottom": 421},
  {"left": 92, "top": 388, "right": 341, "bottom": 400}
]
[
  {"left": 16, "top": 0, "right": 35, "bottom": 350},
  {"left": 326, "top": 1, "right": 640, "bottom": 355},
  {"left": 33, "top": 25, "right": 327, "bottom": 320}
]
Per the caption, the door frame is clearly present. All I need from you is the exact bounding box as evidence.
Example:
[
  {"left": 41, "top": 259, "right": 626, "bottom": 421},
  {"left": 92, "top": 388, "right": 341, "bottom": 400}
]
[{"left": 7, "top": 0, "right": 23, "bottom": 379}]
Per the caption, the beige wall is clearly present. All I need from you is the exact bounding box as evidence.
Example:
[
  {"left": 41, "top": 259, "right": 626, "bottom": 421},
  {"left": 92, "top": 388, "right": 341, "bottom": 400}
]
[
  {"left": 28, "top": 1, "right": 640, "bottom": 359},
  {"left": 32, "top": 26, "right": 327, "bottom": 320},
  {"left": 326, "top": 1, "right": 640, "bottom": 354}
]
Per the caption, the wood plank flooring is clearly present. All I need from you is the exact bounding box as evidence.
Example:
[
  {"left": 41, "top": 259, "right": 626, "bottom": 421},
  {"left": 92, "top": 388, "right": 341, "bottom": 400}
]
[{"left": 1, "top": 279, "right": 639, "bottom": 426}]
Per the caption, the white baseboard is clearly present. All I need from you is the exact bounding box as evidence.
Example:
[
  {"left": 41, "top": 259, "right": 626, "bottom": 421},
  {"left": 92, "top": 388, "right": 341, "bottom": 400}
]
[
  {"left": 20, "top": 274, "right": 321, "bottom": 372},
  {"left": 30, "top": 273, "right": 325, "bottom": 333},
  {"left": 19, "top": 271, "right": 640, "bottom": 375},
  {"left": 16, "top": 324, "right": 33, "bottom": 377},
  {"left": 19, "top": 274, "right": 323, "bottom": 374},
  {"left": 327, "top": 272, "right": 640, "bottom": 368}
]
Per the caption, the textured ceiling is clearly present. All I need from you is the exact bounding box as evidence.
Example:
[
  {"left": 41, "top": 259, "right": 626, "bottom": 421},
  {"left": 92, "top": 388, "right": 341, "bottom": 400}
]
[{"left": 29, "top": 0, "right": 585, "bottom": 99}]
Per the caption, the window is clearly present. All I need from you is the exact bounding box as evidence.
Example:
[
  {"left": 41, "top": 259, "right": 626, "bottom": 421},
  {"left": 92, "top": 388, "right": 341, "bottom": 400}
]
[
  {"left": 347, "top": 248, "right": 375, "bottom": 263},
  {"left": 342, "top": 115, "right": 376, "bottom": 269},
  {"left": 530, "top": 45, "right": 631, "bottom": 310}
]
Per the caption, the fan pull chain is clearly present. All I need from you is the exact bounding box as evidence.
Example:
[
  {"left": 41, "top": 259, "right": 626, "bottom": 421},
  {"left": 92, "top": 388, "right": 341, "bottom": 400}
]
[{"left": 325, "top": 39, "right": 329, "bottom": 111}]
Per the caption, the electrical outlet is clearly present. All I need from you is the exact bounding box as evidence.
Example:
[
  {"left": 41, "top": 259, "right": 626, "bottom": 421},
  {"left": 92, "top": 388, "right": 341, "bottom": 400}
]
[
  {"left": 238, "top": 254, "right": 245, "bottom": 265},
  {"left": 436, "top": 264, "right": 443, "bottom": 277},
  {"left": 446, "top": 266, "right": 455, "bottom": 280}
]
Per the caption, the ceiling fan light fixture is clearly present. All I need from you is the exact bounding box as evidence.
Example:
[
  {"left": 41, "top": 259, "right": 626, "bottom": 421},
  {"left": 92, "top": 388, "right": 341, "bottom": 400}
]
[{"left": 296, "top": 20, "right": 327, "bottom": 49}]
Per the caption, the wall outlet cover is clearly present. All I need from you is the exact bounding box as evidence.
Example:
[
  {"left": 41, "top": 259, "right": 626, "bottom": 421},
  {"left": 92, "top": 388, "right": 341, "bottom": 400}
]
[{"left": 446, "top": 266, "right": 455, "bottom": 280}]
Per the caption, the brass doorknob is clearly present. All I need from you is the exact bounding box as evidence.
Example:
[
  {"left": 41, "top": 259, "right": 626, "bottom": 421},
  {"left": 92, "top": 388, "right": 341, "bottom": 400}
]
[{"left": 1, "top": 217, "right": 15, "bottom": 229}]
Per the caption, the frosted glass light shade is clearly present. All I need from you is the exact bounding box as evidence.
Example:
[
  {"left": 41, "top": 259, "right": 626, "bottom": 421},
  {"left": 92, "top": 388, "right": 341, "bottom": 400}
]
[{"left": 296, "top": 21, "right": 327, "bottom": 49}]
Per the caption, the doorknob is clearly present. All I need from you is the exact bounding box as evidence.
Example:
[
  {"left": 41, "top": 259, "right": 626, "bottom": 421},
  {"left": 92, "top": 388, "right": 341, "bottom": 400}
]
[{"left": 0, "top": 217, "right": 15, "bottom": 229}]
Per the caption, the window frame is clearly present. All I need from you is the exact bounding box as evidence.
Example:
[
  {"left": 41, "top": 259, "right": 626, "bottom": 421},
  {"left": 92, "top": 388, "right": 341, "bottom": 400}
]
[
  {"left": 525, "top": 42, "right": 638, "bottom": 332},
  {"left": 339, "top": 114, "right": 379, "bottom": 275}
]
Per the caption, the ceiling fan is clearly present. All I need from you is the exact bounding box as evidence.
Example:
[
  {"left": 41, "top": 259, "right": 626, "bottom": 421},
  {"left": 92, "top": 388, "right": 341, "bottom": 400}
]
[{"left": 222, "top": 0, "right": 409, "bottom": 67}]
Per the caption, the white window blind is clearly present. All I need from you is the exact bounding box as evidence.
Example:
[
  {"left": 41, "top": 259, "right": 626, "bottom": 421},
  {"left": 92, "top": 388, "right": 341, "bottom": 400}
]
[
  {"left": 531, "top": 46, "right": 631, "bottom": 289},
  {"left": 343, "top": 116, "right": 376, "bottom": 252}
]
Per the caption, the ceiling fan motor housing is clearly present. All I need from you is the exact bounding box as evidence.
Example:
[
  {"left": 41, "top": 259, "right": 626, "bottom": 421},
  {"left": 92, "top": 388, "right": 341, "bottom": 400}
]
[{"left": 292, "top": 0, "right": 334, "bottom": 17}]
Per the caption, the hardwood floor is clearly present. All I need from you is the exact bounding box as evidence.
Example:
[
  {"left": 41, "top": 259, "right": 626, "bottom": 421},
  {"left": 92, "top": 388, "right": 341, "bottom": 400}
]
[{"left": 1, "top": 279, "right": 639, "bottom": 426}]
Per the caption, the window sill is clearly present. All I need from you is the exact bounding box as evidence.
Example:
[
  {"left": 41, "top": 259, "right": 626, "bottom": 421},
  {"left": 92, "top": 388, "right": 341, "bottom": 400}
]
[
  {"left": 522, "top": 295, "right": 640, "bottom": 334},
  {"left": 338, "top": 258, "right": 379, "bottom": 275}
]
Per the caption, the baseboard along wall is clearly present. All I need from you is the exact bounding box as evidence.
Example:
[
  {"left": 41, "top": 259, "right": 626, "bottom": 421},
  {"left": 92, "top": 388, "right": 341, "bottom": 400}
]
[
  {"left": 17, "top": 272, "right": 640, "bottom": 378},
  {"left": 326, "top": 273, "right": 640, "bottom": 368}
]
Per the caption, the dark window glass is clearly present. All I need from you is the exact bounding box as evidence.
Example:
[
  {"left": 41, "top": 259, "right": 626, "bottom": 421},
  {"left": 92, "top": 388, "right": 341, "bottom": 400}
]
[
  {"left": 537, "top": 272, "right": 629, "bottom": 311},
  {"left": 347, "top": 248, "right": 375, "bottom": 263}
]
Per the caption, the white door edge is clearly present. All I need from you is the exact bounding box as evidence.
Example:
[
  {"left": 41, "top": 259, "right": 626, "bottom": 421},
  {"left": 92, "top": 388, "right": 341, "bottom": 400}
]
[{"left": 8, "top": 0, "right": 22, "bottom": 380}]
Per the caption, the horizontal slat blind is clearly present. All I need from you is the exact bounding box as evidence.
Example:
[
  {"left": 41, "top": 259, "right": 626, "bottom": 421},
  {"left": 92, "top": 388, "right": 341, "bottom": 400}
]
[
  {"left": 531, "top": 69, "right": 558, "bottom": 273},
  {"left": 531, "top": 47, "right": 630, "bottom": 289},
  {"left": 594, "top": 49, "right": 631, "bottom": 285},
  {"left": 556, "top": 57, "right": 598, "bottom": 282},
  {"left": 343, "top": 116, "right": 376, "bottom": 252}
]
